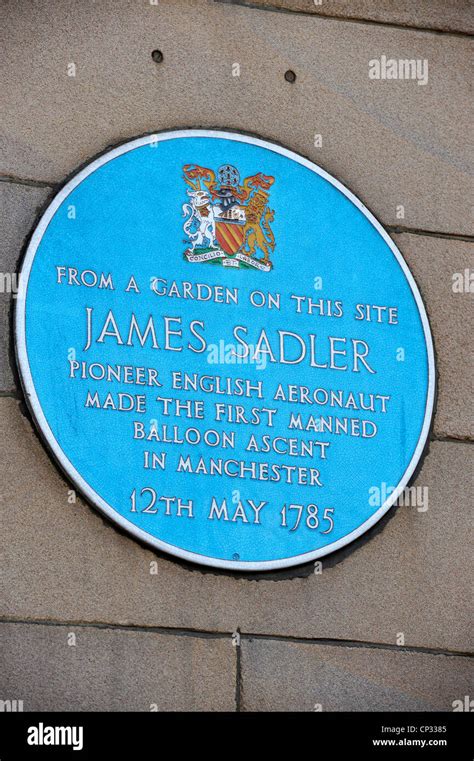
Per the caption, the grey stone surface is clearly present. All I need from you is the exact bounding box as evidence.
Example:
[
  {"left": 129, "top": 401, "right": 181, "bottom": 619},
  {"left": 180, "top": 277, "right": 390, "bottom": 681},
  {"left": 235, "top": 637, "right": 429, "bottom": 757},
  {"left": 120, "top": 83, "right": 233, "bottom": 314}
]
[
  {"left": 1, "top": 397, "right": 472, "bottom": 652},
  {"left": 241, "top": 638, "right": 474, "bottom": 711},
  {"left": 0, "top": 621, "right": 236, "bottom": 711},
  {"left": 0, "top": 182, "right": 51, "bottom": 391},
  {"left": 2, "top": 0, "right": 472, "bottom": 234},
  {"left": 393, "top": 233, "right": 474, "bottom": 441},
  {"left": 1, "top": 4, "right": 472, "bottom": 715},
  {"left": 233, "top": 0, "right": 474, "bottom": 34}
]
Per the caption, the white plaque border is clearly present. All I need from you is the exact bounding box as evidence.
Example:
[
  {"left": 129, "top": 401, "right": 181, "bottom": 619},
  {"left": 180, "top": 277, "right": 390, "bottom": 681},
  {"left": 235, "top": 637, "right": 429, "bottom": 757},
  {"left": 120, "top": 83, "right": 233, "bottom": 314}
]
[{"left": 14, "top": 129, "right": 436, "bottom": 571}]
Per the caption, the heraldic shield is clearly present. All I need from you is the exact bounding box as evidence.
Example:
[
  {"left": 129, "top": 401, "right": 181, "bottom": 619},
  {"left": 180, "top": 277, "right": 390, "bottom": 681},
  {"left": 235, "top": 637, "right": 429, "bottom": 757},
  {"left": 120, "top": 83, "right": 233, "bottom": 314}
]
[
  {"left": 215, "top": 218, "right": 245, "bottom": 256},
  {"left": 181, "top": 162, "right": 275, "bottom": 271}
]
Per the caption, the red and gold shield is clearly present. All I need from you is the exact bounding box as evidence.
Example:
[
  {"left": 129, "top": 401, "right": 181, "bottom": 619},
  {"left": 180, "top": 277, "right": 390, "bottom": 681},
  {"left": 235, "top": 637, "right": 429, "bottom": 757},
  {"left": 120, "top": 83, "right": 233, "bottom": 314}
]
[{"left": 215, "top": 221, "right": 245, "bottom": 255}]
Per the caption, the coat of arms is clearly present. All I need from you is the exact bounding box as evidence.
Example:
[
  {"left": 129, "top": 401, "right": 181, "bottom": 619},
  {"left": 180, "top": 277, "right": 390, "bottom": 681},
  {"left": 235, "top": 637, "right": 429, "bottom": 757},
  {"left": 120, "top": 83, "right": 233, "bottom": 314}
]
[{"left": 181, "top": 163, "right": 275, "bottom": 271}]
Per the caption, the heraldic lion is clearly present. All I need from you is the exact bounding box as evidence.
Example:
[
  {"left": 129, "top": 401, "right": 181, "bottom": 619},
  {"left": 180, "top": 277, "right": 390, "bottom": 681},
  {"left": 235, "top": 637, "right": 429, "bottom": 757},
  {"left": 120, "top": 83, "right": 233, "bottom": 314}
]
[{"left": 242, "top": 191, "right": 275, "bottom": 266}]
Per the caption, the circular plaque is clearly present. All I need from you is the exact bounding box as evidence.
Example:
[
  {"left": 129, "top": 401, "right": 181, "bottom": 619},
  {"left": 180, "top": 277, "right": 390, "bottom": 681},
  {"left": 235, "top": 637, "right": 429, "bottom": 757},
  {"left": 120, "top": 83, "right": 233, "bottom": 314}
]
[{"left": 15, "top": 130, "right": 435, "bottom": 570}]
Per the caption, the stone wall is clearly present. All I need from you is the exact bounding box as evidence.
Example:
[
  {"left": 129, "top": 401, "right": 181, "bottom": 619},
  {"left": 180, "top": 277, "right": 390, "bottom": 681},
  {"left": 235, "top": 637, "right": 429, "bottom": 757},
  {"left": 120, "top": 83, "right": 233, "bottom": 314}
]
[{"left": 1, "top": 0, "right": 472, "bottom": 711}]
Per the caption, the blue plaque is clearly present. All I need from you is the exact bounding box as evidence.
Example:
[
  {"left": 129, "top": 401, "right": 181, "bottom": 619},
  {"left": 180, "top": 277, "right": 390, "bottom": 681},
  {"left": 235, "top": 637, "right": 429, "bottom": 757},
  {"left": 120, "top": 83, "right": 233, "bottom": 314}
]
[{"left": 15, "top": 130, "right": 435, "bottom": 570}]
